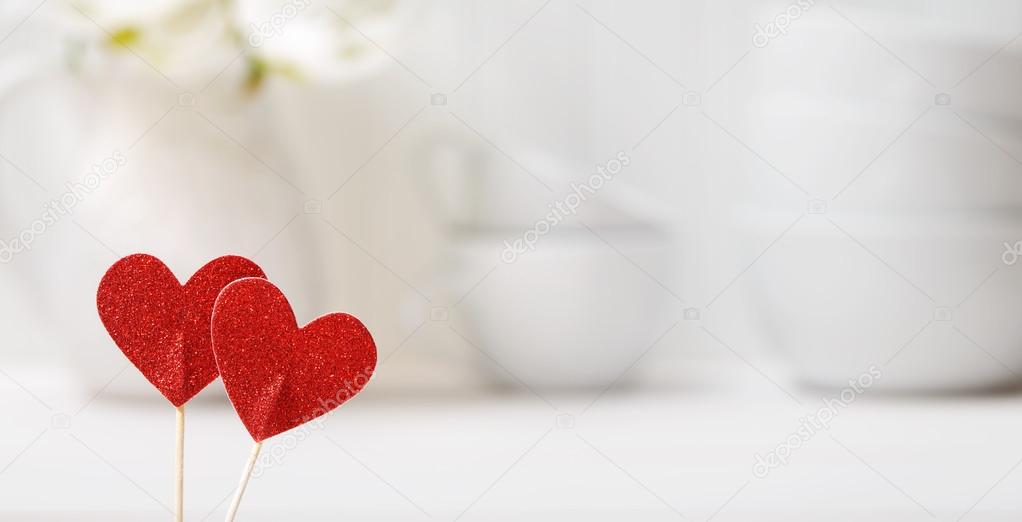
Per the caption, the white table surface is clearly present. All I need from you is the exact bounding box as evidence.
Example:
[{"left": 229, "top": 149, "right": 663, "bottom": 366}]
[{"left": 3, "top": 360, "right": 1022, "bottom": 521}]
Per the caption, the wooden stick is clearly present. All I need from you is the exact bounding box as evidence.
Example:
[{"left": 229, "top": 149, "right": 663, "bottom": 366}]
[
  {"left": 175, "top": 405, "right": 185, "bottom": 522},
  {"left": 225, "top": 441, "right": 263, "bottom": 522}
]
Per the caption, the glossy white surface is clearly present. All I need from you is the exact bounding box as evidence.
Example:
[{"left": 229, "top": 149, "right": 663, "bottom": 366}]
[{"left": 3, "top": 359, "right": 1022, "bottom": 521}]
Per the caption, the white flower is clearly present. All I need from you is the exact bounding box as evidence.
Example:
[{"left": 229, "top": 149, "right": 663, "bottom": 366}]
[{"left": 60, "top": 0, "right": 414, "bottom": 89}]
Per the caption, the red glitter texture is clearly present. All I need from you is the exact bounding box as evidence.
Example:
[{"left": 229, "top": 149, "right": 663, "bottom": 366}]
[
  {"left": 211, "top": 278, "right": 377, "bottom": 442},
  {"left": 96, "top": 254, "right": 266, "bottom": 406}
]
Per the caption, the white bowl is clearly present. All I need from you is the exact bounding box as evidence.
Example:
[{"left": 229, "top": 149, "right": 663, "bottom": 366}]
[
  {"left": 749, "top": 211, "right": 1022, "bottom": 391},
  {"left": 449, "top": 226, "right": 679, "bottom": 391}
]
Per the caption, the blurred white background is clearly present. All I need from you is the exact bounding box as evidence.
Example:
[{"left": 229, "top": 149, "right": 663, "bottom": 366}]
[{"left": 2, "top": 0, "right": 1022, "bottom": 520}]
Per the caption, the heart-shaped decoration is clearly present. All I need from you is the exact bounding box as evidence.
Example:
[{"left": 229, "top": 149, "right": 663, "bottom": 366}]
[
  {"left": 97, "top": 254, "right": 266, "bottom": 406},
  {"left": 211, "top": 278, "right": 377, "bottom": 442}
]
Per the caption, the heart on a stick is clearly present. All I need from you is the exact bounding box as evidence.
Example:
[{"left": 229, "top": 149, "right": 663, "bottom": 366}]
[
  {"left": 211, "top": 278, "right": 377, "bottom": 442},
  {"left": 97, "top": 254, "right": 266, "bottom": 406}
]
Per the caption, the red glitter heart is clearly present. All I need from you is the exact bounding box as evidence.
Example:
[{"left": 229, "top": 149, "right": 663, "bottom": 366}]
[
  {"left": 97, "top": 254, "right": 266, "bottom": 406},
  {"left": 211, "top": 278, "right": 377, "bottom": 442}
]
